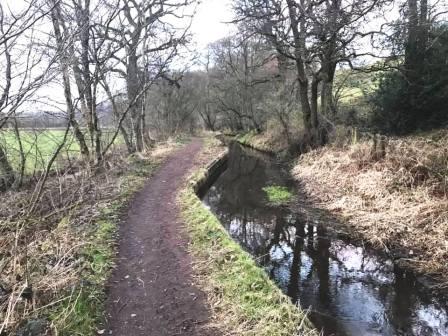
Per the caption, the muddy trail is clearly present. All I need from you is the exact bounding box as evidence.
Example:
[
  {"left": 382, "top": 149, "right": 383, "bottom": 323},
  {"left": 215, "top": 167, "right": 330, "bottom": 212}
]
[{"left": 104, "top": 139, "right": 216, "bottom": 336}]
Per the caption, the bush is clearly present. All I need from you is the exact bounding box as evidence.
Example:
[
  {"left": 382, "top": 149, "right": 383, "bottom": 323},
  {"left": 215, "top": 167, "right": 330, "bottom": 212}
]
[{"left": 370, "top": 24, "right": 448, "bottom": 134}]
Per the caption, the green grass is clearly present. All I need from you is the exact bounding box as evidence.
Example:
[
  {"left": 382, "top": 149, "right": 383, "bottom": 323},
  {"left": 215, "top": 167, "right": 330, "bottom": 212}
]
[
  {"left": 179, "top": 166, "right": 317, "bottom": 336},
  {"left": 0, "top": 129, "right": 122, "bottom": 174},
  {"left": 236, "top": 130, "right": 258, "bottom": 145},
  {"left": 0, "top": 129, "right": 79, "bottom": 173},
  {"left": 339, "top": 87, "right": 364, "bottom": 102},
  {"left": 263, "top": 185, "right": 294, "bottom": 205},
  {"left": 335, "top": 68, "right": 377, "bottom": 104},
  {"left": 49, "top": 215, "right": 117, "bottom": 335}
]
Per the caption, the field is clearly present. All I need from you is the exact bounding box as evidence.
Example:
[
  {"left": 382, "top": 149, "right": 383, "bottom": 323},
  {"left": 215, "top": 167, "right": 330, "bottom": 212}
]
[
  {"left": 0, "top": 129, "right": 122, "bottom": 174},
  {"left": 335, "top": 68, "right": 378, "bottom": 103}
]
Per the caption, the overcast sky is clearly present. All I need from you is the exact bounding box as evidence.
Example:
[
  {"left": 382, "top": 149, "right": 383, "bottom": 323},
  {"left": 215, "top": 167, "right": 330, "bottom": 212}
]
[
  {"left": 191, "top": 0, "right": 234, "bottom": 49},
  {"left": 1, "top": 0, "right": 236, "bottom": 113},
  {"left": 4, "top": 0, "right": 235, "bottom": 49}
]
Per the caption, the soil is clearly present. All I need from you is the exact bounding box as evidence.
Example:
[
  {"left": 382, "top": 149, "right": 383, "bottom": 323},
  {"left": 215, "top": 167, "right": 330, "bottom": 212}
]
[{"left": 104, "top": 138, "right": 217, "bottom": 336}]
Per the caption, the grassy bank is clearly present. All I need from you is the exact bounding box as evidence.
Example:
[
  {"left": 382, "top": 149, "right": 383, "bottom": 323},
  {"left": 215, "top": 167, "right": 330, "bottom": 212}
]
[
  {"left": 293, "top": 130, "right": 448, "bottom": 285},
  {"left": 0, "top": 140, "right": 183, "bottom": 335},
  {"left": 178, "top": 138, "right": 317, "bottom": 336},
  {"left": 235, "top": 124, "right": 292, "bottom": 155}
]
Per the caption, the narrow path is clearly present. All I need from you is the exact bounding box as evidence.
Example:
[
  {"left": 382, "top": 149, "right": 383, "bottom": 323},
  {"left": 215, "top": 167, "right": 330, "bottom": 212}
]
[{"left": 105, "top": 139, "right": 214, "bottom": 335}]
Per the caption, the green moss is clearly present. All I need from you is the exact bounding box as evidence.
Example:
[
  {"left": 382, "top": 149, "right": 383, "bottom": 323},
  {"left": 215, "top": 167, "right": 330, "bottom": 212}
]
[
  {"left": 179, "top": 166, "right": 317, "bottom": 336},
  {"left": 236, "top": 130, "right": 257, "bottom": 145},
  {"left": 263, "top": 185, "right": 294, "bottom": 205}
]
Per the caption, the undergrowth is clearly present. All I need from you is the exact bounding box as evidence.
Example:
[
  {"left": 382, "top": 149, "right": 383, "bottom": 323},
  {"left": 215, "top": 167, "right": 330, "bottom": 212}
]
[
  {"left": 26, "top": 159, "right": 157, "bottom": 336},
  {"left": 179, "top": 146, "right": 317, "bottom": 336},
  {"left": 235, "top": 130, "right": 280, "bottom": 153},
  {"left": 1, "top": 140, "right": 182, "bottom": 335},
  {"left": 236, "top": 130, "right": 258, "bottom": 146}
]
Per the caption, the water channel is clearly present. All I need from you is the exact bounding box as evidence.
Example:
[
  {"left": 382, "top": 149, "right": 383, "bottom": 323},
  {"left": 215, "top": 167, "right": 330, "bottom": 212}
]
[{"left": 201, "top": 142, "right": 448, "bottom": 336}]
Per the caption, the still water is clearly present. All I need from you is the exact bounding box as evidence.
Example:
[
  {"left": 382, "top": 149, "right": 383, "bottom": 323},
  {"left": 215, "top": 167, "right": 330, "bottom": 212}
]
[{"left": 201, "top": 142, "right": 448, "bottom": 336}]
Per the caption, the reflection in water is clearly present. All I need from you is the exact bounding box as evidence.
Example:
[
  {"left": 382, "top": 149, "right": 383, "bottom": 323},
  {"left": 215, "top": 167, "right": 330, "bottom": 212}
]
[{"left": 202, "top": 142, "right": 448, "bottom": 336}]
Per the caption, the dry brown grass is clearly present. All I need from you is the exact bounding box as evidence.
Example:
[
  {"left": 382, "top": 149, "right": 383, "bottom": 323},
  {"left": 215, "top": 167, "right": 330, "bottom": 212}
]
[
  {"left": 0, "top": 140, "right": 183, "bottom": 335},
  {"left": 293, "top": 129, "right": 448, "bottom": 285}
]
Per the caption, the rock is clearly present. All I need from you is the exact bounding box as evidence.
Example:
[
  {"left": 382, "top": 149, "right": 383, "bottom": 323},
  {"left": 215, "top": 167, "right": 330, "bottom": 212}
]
[
  {"left": 16, "top": 319, "right": 47, "bottom": 336},
  {"left": 21, "top": 286, "right": 33, "bottom": 301},
  {"left": 0, "top": 283, "right": 9, "bottom": 296}
]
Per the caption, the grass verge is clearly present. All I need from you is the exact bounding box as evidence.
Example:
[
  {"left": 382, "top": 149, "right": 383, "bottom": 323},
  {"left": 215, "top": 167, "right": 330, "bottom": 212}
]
[
  {"left": 178, "top": 142, "right": 317, "bottom": 336},
  {"left": 46, "top": 159, "right": 159, "bottom": 336},
  {"left": 1, "top": 139, "right": 184, "bottom": 336}
]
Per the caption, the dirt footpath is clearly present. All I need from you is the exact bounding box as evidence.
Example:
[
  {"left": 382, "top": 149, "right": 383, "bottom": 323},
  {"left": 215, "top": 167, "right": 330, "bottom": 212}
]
[{"left": 104, "top": 139, "right": 215, "bottom": 336}]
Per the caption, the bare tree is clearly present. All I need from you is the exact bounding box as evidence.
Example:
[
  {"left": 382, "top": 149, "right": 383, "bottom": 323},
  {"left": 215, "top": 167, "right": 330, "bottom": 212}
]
[
  {"left": 145, "top": 72, "right": 201, "bottom": 137},
  {"left": 197, "top": 52, "right": 218, "bottom": 131},
  {"left": 101, "top": 0, "right": 196, "bottom": 152},
  {"left": 235, "top": 0, "right": 391, "bottom": 145},
  {"left": 0, "top": 1, "right": 55, "bottom": 189},
  {"left": 210, "top": 35, "right": 275, "bottom": 132},
  {"left": 49, "top": 0, "right": 90, "bottom": 160}
]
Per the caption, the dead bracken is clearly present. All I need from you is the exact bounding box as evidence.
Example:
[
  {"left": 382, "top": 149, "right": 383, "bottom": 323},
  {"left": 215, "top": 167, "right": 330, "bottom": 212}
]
[{"left": 293, "top": 130, "right": 448, "bottom": 286}]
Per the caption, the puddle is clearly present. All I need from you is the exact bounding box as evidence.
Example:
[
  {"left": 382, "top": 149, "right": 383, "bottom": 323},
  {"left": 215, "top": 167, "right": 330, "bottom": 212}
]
[{"left": 201, "top": 142, "right": 448, "bottom": 336}]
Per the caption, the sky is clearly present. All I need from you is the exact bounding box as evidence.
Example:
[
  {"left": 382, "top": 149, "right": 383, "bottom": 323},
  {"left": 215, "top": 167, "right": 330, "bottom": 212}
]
[
  {"left": 190, "top": 0, "right": 235, "bottom": 50},
  {"left": 1, "top": 0, "right": 236, "bottom": 113},
  {"left": 4, "top": 0, "right": 235, "bottom": 50}
]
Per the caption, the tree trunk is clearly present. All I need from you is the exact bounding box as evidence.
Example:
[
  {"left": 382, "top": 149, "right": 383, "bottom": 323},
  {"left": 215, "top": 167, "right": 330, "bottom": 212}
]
[
  {"left": 405, "top": 0, "right": 419, "bottom": 75},
  {"left": 77, "top": 0, "right": 95, "bottom": 148},
  {"left": 286, "top": 0, "right": 319, "bottom": 140},
  {"left": 133, "top": 119, "right": 144, "bottom": 152},
  {"left": 126, "top": 43, "right": 144, "bottom": 152},
  {"left": 92, "top": 85, "right": 102, "bottom": 162},
  {"left": 13, "top": 117, "right": 25, "bottom": 188},
  {"left": 298, "top": 77, "right": 313, "bottom": 132},
  {"left": 311, "top": 77, "right": 319, "bottom": 129},
  {"left": 0, "top": 146, "right": 14, "bottom": 190},
  {"left": 417, "top": 0, "right": 428, "bottom": 70},
  {"left": 101, "top": 78, "right": 134, "bottom": 153},
  {"left": 403, "top": 0, "right": 429, "bottom": 129},
  {"left": 51, "top": 2, "right": 90, "bottom": 159},
  {"left": 141, "top": 90, "right": 150, "bottom": 149},
  {"left": 71, "top": 117, "right": 90, "bottom": 158},
  {"left": 320, "top": 0, "right": 339, "bottom": 117},
  {"left": 321, "top": 63, "right": 336, "bottom": 116},
  {"left": 73, "top": 61, "right": 89, "bottom": 123}
]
